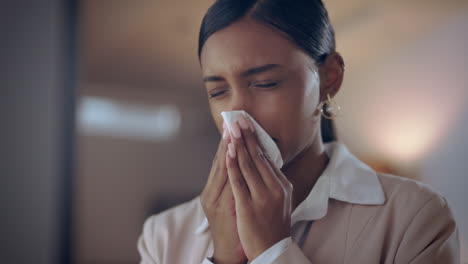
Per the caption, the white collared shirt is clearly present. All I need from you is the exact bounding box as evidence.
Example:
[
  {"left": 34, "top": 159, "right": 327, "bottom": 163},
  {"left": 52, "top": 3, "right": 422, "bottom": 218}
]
[{"left": 196, "top": 142, "right": 386, "bottom": 264}]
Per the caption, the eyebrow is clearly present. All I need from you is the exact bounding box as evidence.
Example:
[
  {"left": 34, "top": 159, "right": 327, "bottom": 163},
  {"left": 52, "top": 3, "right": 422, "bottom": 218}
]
[{"left": 203, "top": 64, "right": 281, "bottom": 83}]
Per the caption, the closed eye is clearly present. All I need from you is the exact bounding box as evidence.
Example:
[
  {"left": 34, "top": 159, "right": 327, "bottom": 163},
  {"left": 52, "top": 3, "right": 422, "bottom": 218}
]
[
  {"left": 209, "top": 90, "right": 227, "bottom": 98},
  {"left": 254, "top": 82, "right": 278, "bottom": 88}
]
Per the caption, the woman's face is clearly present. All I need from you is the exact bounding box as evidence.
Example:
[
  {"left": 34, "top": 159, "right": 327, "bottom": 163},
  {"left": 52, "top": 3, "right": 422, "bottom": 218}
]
[{"left": 200, "top": 17, "right": 324, "bottom": 166}]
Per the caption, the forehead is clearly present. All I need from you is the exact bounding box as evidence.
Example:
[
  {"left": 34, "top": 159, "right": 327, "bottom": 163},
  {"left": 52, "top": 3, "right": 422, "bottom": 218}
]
[{"left": 200, "top": 18, "right": 306, "bottom": 75}]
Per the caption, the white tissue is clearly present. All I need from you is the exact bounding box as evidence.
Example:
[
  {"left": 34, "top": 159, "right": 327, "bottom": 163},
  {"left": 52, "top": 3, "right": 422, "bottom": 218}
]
[{"left": 221, "top": 110, "right": 283, "bottom": 169}]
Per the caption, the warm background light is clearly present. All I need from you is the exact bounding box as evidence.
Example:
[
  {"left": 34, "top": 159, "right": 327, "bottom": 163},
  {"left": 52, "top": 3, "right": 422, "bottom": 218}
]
[{"left": 335, "top": 12, "right": 468, "bottom": 167}]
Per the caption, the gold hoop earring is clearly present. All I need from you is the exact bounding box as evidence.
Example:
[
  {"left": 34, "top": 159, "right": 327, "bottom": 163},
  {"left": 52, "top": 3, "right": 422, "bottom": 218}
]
[{"left": 321, "top": 94, "right": 341, "bottom": 120}]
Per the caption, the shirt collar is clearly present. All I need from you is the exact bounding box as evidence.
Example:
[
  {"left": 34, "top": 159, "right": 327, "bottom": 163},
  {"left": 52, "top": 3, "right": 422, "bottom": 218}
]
[{"left": 195, "top": 141, "right": 386, "bottom": 234}]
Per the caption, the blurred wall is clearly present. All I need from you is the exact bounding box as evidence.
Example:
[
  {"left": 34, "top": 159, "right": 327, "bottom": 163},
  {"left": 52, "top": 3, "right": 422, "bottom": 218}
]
[
  {"left": 0, "top": 0, "right": 75, "bottom": 263},
  {"left": 423, "top": 102, "right": 468, "bottom": 262}
]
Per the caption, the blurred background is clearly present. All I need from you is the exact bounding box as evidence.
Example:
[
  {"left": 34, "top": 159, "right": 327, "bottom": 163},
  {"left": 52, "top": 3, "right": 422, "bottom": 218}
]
[{"left": 1, "top": 0, "right": 467, "bottom": 263}]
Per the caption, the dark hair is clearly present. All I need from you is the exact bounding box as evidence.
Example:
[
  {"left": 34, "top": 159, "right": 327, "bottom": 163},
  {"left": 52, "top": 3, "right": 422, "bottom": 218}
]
[{"left": 198, "top": 0, "right": 337, "bottom": 142}]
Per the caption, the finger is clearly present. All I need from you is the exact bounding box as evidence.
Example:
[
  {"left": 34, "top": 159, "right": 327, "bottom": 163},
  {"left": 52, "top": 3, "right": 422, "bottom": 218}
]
[
  {"left": 207, "top": 122, "right": 226, "bottom": 171},
  {"left": 214, "top": 134, "right": 233, "bottom": 201},
  {"left": 238, "top": 116, "right": 282, "bottom": 191},
  {"left": 226, "top": 142, "right": 250, "bottom": 205},
  {"left": 230, "top": 120, "right": 265, "bottom": 195},
  {"left": 205, "top": 129, "right": 228, "bottom": 186},
  {"left": 260, "top": 154, "right": 293, "bottom": 215},
  {"left": 203, "top": 125, "right": 231, "bottom": 203},
  {"left": 265, "top": 154, "right": 291, "bottom": 189}
]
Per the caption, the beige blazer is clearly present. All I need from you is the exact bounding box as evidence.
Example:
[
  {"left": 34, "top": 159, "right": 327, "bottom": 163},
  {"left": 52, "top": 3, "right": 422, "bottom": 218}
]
[{"left": 138, "top": 143, "right": 459, "bottom": 264}]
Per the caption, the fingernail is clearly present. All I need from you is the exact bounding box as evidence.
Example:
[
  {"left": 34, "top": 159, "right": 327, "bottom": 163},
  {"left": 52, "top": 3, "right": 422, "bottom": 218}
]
[
  {"left": 223, "top": 127, "right": 228, "bottom": 139},
  {"left": 231, "top": 121, "right": 241, "bottom": 138},
  {"left": 228, "top": 143, "right": 236, "bottom": 158},
  {"left": 238, "top": 115, "right": 250, "bottom": 131},
  {"left": 256, "top": 146, "right": 265, "bottom": 160},
  {"left": 247, "top": 118, "right": 255, "bottom": 133}
]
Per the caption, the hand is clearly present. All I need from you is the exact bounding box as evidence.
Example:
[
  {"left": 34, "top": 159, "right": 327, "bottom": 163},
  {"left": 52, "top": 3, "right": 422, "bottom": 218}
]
[
  {"left": 225, "top": 115, "right": 293, "bottom": 261},
  {"left": 200, "top": 123, "right": 248, "bottom": 264}
]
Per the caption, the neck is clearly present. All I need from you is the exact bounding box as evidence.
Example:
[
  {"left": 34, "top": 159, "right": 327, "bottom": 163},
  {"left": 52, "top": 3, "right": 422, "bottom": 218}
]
[{"left": 281, "top": 137, "right": 330, "bottom": 211}]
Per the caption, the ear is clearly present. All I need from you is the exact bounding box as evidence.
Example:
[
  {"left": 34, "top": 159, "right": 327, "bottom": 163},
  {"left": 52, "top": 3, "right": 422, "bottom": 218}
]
[{"left": 318, "top": 52, "right": 345, "bottom": 102}]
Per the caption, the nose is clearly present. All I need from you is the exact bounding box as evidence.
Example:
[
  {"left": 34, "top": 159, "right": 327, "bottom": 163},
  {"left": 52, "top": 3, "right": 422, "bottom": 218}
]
[{"left": 229, "top": 88, "right": 252, "bottom": 113}]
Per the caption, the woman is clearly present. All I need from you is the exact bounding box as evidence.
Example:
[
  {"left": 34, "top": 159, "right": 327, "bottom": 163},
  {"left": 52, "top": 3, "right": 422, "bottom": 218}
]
[{"left": 138, "top": 0, "right": 459, "bottom": 263}]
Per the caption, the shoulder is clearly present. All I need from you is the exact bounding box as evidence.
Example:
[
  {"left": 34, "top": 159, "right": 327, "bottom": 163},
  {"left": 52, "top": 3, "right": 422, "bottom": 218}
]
[
  {"left": 348, "top": 173, "right": 454, "bottom": 230},
  {"left": 377, "top": 173, "right": 449, "bottom": 210},
  {"left": 375, "top": 173, "right": 457, "bottom": 241},
  {"left": 373, "top": 174, "right": 459, "bottom": 262},
  {"left": 138, "top": 196, "right": 206, "bottom": 260},
  {"left": 138, "top": 196, "right": 208, "bottom": 262},
  {"left": 141, "top": 196, "right": 205, "bottom": 240}
]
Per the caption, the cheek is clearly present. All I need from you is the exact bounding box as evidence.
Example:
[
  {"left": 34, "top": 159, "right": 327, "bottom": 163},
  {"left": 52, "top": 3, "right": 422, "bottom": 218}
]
[
  {"left": 304, "top": 70, "right": 321, "bottom": 97},
  {"left": 269, "top": 77, "right": 321, "bottom": 157},
  {"left": 274, "top": 75, "right": 320, "bottom": 123},
  {"left": 302, "top": 69, "right": 321, "bottom": 115},
  {"left": 209, "top": 102, "right": 225, "bottom": 132}
]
